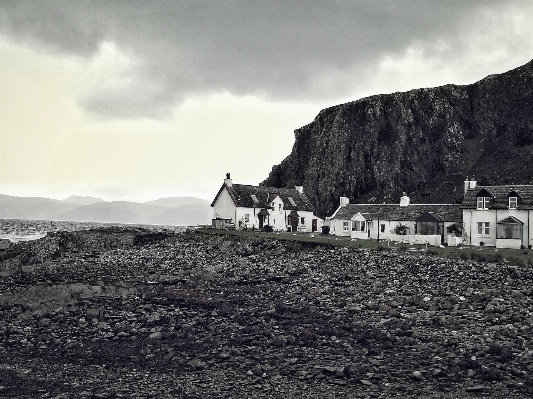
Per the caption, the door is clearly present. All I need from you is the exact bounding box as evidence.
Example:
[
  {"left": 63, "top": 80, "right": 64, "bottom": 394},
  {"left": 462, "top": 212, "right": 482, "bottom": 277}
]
[
  {"left": 292, "top": 216, "right": 298, "bottom": 232},
  {"left": 312, "top": 219, "right": 317, "bottom": 232},
  {"left": 258, "top": 215, "right": 264, "bottom": 229}
]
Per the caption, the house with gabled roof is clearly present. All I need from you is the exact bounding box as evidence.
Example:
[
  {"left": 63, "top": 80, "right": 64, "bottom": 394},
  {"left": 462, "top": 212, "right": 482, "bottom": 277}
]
[
  {"left": 329, "top": 195, "right": 463, "bottom": 246},
  {"left": 461, "top": 177, "right": 533, "bottom": 249},
  {"left": 211, "top": 174, "right": 323, "bottom": 232}
]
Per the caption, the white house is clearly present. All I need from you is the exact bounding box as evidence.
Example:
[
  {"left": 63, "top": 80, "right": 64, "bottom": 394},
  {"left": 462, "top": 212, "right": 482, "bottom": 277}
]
[
  {"left": 329, "top": 196, "right": 463, "bottom": 246},
  {"left": 461, "top": 177, "right": 533, "bottom": 249},
  {"left": 211, "top": 174, "right": 323, "bottom": 232}
]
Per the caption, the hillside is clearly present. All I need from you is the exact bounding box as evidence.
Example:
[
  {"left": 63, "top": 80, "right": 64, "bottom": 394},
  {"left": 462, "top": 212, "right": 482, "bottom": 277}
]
[
  {"left": 0, "top": 194, "right": 211, "bottom": 226},
  {"left": 261, "top": 59, "right": 533, "bottom": 218},
  {"left": 62, "top": 195, "right": 106, "bottom": 205}
]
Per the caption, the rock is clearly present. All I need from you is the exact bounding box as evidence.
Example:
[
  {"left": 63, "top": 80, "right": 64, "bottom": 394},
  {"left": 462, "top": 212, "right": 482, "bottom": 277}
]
[
  {"left": 411, "top": 371, "right": 423, "bottom": 380},
  {"left": 465, "top": 385, "right": 485, "bottom": 393},
  {"left": 148, "top": 331, "right": 162, "bottom": 340},
  {"left": 187, "top": 359, "right": 206, "bottom": 370},
  {"left": 38, "top": 318, "right": 52, "bottom": 327},
  {"left": 0, "top": 239, "right": 11, "bottom": 250}
]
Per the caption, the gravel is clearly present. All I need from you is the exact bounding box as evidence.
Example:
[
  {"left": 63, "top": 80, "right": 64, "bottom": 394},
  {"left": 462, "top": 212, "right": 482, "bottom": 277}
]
[{"left": 1, "top": 227, "right": 532, "bottom": 398}]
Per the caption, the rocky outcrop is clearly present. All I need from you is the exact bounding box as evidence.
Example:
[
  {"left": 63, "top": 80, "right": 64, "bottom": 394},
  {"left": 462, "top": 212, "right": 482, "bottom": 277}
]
[{"left": 262, "top": 59, "right": 533, "bottom": 217}]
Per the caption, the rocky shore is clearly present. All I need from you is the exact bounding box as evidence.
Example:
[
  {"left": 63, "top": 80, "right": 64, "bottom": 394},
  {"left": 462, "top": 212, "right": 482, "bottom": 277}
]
[{"left": 1, "top": 227, "right": 533, "bottom": 398}]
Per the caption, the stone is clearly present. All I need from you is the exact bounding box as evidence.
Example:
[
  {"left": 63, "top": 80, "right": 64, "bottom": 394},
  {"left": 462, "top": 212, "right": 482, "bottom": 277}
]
[
  {"left": 411, "top": 371, "right": 423, "bottom": 380},
  {"left": 148, "top": 331, "right": 162, "bottom": 340}
]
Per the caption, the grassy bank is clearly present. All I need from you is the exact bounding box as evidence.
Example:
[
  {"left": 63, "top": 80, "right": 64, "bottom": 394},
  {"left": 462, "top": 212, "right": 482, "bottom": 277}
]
[{"left": 197, "top": 227, "right": 533, "bottom": 267}]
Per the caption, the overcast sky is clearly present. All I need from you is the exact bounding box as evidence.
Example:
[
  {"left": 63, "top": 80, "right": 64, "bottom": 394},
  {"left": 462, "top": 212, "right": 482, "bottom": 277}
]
[{"left": 1, "top": 1, "right": 532, "bottom": 202}]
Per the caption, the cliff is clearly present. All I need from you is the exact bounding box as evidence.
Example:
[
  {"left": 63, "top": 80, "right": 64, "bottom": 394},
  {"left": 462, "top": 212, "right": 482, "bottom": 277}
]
[{"left": 261, "top": 59, "right": 533, "bottom": 218}]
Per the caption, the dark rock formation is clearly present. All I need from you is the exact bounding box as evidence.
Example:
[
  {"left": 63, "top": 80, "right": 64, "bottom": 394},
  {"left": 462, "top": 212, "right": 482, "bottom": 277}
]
[{"left": 262, "top": 59, "right": 533, "bottom": 218}]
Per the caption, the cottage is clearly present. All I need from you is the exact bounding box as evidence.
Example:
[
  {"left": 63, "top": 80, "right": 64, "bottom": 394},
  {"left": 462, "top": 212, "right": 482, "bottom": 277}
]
[
  {"left": 329, "top": 196, "right": 463, "bottom": 246},
  {"left": 461, "top": 177, "right": 533, "bottom": 249},
  {"left": 211, "top": 174, "right": 323, "bottom": 232}
]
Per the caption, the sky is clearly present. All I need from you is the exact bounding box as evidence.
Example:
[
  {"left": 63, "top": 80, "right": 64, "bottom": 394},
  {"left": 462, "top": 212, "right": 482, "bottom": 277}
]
[{"left": 1, "top": 1, "right": 533, "bottom": 203}]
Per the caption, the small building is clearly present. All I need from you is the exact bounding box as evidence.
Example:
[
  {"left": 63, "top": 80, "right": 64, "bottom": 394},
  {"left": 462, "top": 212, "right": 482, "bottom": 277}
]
[
  {"left": 461, "top": 177, "right": 533, "bottom": 249},
  {"left": 211, "top": 174, "right": 323, "bottom": 232},
  {"left": 329, "top": 196, "right": 463, "bottom": 246}
]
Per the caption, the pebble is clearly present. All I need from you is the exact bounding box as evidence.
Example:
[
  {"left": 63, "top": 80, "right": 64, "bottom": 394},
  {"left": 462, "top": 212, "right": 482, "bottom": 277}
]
[{"left": 0, "top": 227, "right": 531, "bottom": 398}]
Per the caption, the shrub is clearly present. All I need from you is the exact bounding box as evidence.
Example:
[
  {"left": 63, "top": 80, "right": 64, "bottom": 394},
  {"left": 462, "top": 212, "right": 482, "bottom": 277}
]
[{"left": 394, "top": 224, "right": 409, "bottom": 235}]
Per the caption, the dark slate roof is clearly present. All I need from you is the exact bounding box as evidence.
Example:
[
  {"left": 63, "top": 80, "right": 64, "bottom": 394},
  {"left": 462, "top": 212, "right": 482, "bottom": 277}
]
[
  {"left": 461, "top": 185, "right": 533, "bottom": 210},
  {"left": 211, "top": 183, "right": 315, "bottom": 212},
  {"left": 331, "top": 204, "right": 462, "bottom": 222}
]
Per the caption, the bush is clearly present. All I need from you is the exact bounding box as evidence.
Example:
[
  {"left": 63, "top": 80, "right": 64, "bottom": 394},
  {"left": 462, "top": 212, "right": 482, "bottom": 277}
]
[
  {"left": 394, "top": 224, "right": 409, "bottom": 235},
  {"left": 262, "top": 225, "right": 273, "bottom": 233}
]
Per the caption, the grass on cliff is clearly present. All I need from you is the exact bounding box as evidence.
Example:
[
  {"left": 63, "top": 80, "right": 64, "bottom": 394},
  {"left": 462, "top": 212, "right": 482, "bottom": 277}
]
[{"left": 197, "top": 227, "right": 533, "bottom": 267}]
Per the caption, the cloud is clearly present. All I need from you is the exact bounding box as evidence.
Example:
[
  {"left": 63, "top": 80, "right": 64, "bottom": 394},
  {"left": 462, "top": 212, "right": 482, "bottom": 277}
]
[{"left": 1, "top": 0, "right": 532, "bottom": 120}]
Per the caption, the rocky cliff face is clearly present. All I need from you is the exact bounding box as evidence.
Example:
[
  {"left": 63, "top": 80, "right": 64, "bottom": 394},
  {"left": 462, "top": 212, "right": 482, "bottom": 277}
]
[{"left": 262, "top": 59, "right": 533, "bottom": 217}]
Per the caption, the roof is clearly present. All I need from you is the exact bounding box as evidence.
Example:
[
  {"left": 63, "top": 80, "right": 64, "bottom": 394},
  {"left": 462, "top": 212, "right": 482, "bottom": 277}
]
[
  {"left": 211, "top": 183, "right": 315, "bottom": 212},
  {"left": 331, "top": 204, "right": 462, "bottom": 222},
  {"left": 498, "top": 216, "right": 524, "bottom": 225},
  {"left": 461, "top": 185, "right": 533, "bottom": 209}
]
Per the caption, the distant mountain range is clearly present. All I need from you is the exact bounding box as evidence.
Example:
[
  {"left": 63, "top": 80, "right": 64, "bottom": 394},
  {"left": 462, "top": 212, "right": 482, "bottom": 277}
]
[{"left": 0, "top": 194, "right": 212, "bottom": 226}]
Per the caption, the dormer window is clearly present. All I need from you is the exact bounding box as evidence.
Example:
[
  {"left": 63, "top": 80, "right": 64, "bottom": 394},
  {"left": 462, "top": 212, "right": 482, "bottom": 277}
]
[
  {"left": 477, "top": 197, "right": 491, "bottom": 210},
  {"left": 508, "top": 190, "right": 520, "bottom": 210},
  {"left": 476, "top": 188, "right": 493, "bottom": 210}
]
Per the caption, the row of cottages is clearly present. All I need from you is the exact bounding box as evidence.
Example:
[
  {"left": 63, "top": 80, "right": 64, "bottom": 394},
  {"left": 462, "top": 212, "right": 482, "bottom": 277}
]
[
  {"left": 211, "top": 174, "right": 324, "bottom": 232},
  {"left": 461, "top": 178, "right": 533, "bottom": 249},
  {"left": 328, "top": 194, "right": 464, "bottom": 246}
]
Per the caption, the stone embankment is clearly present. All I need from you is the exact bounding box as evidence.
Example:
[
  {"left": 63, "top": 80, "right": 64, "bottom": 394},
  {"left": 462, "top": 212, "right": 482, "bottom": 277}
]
[{"left": 1, "top": 227, "right": 533, "bottom": 398}]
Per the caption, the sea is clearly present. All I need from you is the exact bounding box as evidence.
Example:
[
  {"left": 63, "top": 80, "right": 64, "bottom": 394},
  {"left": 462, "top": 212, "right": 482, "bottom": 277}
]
[{"left": 0, "top": 219, "right": 190, "bottom": 243}]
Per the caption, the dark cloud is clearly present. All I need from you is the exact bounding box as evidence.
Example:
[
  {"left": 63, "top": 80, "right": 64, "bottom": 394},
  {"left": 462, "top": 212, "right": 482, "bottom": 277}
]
[{"left": 0, "top": 0, "right": 525, "bottom": 119}]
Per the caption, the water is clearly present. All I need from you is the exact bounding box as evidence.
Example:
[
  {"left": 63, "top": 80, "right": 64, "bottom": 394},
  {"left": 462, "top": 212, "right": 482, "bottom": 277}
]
[{"left": 0, "top": 219, "right": 189, "bottom": 243}]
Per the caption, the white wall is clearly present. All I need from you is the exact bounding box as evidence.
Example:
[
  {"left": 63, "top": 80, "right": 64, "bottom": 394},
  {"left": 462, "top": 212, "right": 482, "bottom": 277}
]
[
  {"left": 212, "top": 187, "right": 236, "bottom": 223},
  {"left": 463, "top": 209, "right": 532, "bottom": 248},
  {"left": 330, "top": 218, "right": 351, "bottom": 236}
]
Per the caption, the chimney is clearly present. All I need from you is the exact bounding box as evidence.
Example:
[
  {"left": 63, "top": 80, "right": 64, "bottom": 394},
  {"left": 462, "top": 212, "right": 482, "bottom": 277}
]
[
  {"left": 464, "top": 176, "right": 476, "bottom": 193},
  {"left": 340, "top": 197, "right": 349, "bottom": 207},
  {"left": 224, "top": 173, "right": 232, "bottom": 187},
  {"left": 295, "top": 186, "right": 304, "bottom": 194},
  {"left": 399, "top": 192, "right": 410, "bottom": 207}
]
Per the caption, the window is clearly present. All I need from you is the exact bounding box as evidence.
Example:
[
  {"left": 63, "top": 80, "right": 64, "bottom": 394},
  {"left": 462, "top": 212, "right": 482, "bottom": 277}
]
[
  {"left": 352, "top": 220, "right": 366, "bottom": 231},
  {"left": 477, "top": 222, "right": 490, "bottom": 236},
  {"left": 271, "top": 201, "right": 275, "bottom": 208},
  {"left": 244, "top": 214, "right": 250, "bottom": 222},
  {"left": 509, "top": 197, "right": 518, "bottom": 209},
  {"left": 477, "top": 197, "right": 491, "bottom": 210},
  {"left": 380, "top": 224, "right": 385, "bottom": 233},
  {"left": 300, "top": 217, "right": 305, "bottom": 225},
  {"left": 497, "top": 223, "right": 521, "bottom": 239},
  {"left": 343, "top": 222, "right": 349, "bottom": 232},
  {"left": 279, "top": 203, "right": 282, "bottom": 211}
]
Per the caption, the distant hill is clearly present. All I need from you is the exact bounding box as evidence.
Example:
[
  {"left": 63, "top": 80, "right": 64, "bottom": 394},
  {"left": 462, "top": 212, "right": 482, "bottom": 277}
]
[
  {"left": 62, "top": 195, "right": 106, "bottom": 206},
  {"left": 0, "top": 194, "right": 212, "bottom": 226},
  {"left": 144, "top": 197, "right": 209, "bottom": 208},
  {"left": 0, "top": 194, "right": 79, "bottom": 220}
]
